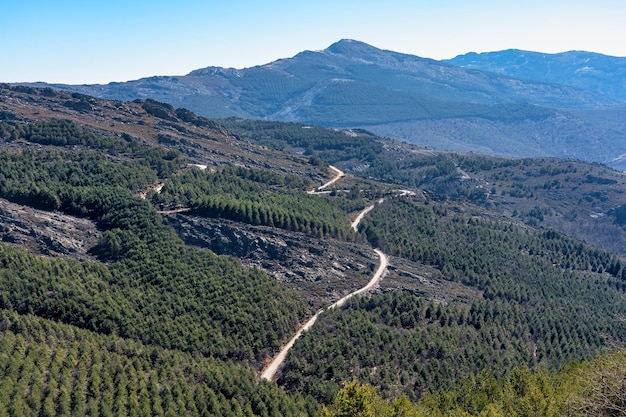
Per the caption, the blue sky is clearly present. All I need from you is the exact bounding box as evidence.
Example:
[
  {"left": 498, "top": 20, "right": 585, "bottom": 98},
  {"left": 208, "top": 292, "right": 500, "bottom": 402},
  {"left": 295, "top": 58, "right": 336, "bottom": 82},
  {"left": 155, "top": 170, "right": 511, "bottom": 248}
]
[{"left": 3, "top": 0, "right": 625, "bottom": 84}]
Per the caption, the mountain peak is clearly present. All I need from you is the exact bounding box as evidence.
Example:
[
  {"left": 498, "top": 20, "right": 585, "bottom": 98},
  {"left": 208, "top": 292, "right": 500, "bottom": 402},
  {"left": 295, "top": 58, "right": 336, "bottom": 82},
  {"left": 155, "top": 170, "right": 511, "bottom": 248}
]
[
  {"left": 325, "top": 39, "right": 386, "bottom": 58},
  {"left": 327, "top": 39, "right": 373, "bottom": 52},
  {"left": 321, "top": 39, "right": 438, "bottom": 69}
]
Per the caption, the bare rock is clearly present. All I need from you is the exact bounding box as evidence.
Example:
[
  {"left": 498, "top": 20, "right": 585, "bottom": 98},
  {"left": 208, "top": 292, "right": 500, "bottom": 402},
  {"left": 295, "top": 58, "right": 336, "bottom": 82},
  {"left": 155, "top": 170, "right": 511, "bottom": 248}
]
[
  {"left": 165, "top": 214, "right": 375, "bottom": 308},
  {"left": 0, "top": 199, "right": 100, "bottom": 259}
]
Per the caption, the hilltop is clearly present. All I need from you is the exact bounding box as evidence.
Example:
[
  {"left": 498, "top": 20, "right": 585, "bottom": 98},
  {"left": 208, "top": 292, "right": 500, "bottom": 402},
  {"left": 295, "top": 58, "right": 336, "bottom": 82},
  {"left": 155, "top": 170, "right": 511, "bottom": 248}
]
[{"left": 445, "top": 49, "right": 626, "bottom": 102}]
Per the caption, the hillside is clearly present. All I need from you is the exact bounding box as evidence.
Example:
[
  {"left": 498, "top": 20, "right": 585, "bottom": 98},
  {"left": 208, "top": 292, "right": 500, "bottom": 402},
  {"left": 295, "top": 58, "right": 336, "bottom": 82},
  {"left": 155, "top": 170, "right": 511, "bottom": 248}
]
[
  {"left": 29, "top": 39, "right": 626, "bottom": 169},
  {"left": 218, "top": 118, "right": 626, "bottom": 257},
  {"left": 1, "top": 85, "right": 626, "bottom": 415},
  {"left": 445, "top": 49, "right": 626, "bottom": 102}
]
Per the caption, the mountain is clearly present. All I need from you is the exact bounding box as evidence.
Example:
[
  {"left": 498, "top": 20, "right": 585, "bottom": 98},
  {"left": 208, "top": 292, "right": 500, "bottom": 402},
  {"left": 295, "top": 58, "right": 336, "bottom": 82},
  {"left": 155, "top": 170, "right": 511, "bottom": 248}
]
[
  {"left": 48, "top": 39, "right": 620, "bottom": 115},
  {"left": 3, "top": 84, "right": 626, "bottom": 415},
  {"left": 445, "top": 49, "right": 626, "bottom": 102},
  {"left": 32, "top": 39, "right": 626, "bottom": 169}
]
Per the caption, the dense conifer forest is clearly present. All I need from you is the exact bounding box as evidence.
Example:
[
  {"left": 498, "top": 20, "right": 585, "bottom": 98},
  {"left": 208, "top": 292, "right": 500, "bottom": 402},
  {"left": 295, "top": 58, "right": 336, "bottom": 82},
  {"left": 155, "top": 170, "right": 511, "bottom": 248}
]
[
  {"left": 0, "top": 119, "right": 311, "bottom": 364},
  {"left": 279, "top": 197, "right": 626, "bottom": 403},
  {"left": 1, "top": 86, "right": 626, "bottom": 415},
  {"left": 152, "top": 166, "right": 362, "bottom": 239}
]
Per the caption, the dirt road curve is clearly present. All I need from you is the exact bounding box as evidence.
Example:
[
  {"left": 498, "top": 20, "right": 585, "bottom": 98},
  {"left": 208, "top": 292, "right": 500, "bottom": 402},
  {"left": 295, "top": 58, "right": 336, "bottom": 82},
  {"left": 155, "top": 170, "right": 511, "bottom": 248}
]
[
  {"left": 318, "top": 166, "right": 345, "bottom": 190},
  {"left": 331, "top": 249, "right": 387, "bottom": 309},
  {"left": 260, "top": 249, "right": 388, "bottom": 381},
  {"left": 260, "top": 202, "right": 388, "bottom": 381},
  {"left": 350, "top": 198, "right": 384, "bottom": 231},
  {"left": 307, "top": 166, "right": 345, "bottom": 194}
]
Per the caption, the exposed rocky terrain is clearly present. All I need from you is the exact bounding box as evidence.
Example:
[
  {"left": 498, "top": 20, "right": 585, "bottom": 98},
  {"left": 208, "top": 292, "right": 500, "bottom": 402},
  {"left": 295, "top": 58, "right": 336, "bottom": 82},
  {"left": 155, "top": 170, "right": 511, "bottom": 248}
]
[
  {"left": 165, "top": 214, "right": 376, "bottom": 309},
  {"left": 0, "top": 199, "right": 99, "bottom": 259}
]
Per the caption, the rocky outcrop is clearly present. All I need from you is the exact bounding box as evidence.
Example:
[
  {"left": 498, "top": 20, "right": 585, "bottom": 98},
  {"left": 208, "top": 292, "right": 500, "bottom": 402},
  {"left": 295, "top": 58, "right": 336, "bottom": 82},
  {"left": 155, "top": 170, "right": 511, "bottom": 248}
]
[
  {"left": 0, "top": 199, "right": 99, "bottom": 259},
  {"left": 165, "top": 214, "right": 376, "bottom": 308},
  {"left": 168, "top": 215, "right": 289, "bottom": 260}
]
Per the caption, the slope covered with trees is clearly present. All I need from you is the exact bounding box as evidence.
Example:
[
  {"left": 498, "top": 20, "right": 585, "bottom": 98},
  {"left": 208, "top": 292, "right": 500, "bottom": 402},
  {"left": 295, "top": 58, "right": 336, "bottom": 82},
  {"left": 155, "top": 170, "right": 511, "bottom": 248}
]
[
  {"left": 3, "top": 86, "right": 626, "bottom": 416},
  {"left": 279, "top": 197, "right": 626, "bottom": 402},
  {"left": 0, "top": 310, "right": 318, "bottom": 417},
  {"left": 0, "top": 118, "right": 312, "bottom": 364},
  {"left": 223, "top": 118, "right": 626, "bottom": 257},
  {"left": 321, "top": 348, "right": 626, "bottom": 417},
  {"left": 152, "top": 165, "right": 362, "bottom": 239}
]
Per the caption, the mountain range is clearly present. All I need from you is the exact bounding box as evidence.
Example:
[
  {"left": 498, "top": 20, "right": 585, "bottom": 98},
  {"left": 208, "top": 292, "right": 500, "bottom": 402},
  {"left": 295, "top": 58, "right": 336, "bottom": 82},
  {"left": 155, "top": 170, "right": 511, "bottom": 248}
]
[
  {"left": 444, "top": 49, "right": 626, "bottom": 102},
  {"left": 33, "top": 39, "right": 626, "bottom": 169}
]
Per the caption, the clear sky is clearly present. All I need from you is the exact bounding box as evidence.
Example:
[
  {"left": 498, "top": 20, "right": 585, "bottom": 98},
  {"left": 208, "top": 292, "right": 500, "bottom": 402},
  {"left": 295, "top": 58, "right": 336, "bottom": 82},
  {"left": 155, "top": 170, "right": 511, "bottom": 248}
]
[{"left": 3, "top": 0, "right": 625, "bottom": 84}]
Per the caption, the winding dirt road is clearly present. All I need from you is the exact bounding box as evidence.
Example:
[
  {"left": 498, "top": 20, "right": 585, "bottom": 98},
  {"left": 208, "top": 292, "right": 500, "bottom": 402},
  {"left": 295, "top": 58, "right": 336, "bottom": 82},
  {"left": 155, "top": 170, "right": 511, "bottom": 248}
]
[
  {"left": 260, "top": 190, "right": 389, "bottom": 381},
  {"left": 318, "top": 166, "right": 345, "bottom": 190},
  {"left": 351, "top": 198, "right": 384, "bottom": 232},
  {"left": 307, "top": 165, "right": 345, "bottom": 194},
  {"left": 260, "top": 248, "right": 388, "bottom": 381}
]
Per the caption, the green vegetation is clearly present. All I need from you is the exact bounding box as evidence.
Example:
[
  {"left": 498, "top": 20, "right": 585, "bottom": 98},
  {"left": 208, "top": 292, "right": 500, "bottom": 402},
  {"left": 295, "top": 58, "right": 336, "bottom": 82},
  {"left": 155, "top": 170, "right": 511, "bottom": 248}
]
[
  {"left": 0, "top": 310, "right": 318, "bottom": 417},
  {"left": 216, "top": 119, "right": 462, "bottom": 192},
  {"left": 0, "top": 119, "right": 182, "bottom": 177},
  {"left": 1, "top": 303, "right": 624, "bottom": 417},
  {"left": 321, "top": 348, "right": 626, "bottom": 417},
  {"left": 416, "top": 348, "right": 626, "bottom": 416},
  {"left": 0, "top": 225, "right": 308, "bottom": 362},
  {"left": 280, "top": 197, "right": 626, "bottom": 402},
  {"left": 0, "top": 120, "right": 310, "bottom": 363},
  {"left": 0, "top": 149, "right": 156, "bottom": 210},
  {"left": 3, "top": 88, "right": 626, "bottom": 416},
  {"left": 217, "top": 119, "right": 384, "bottom": 163},
  {"left": 0, "top": 113, "right": 326, "bottom": 416},
  {"left": 360, "top": 198, "right": 626, "bottom": 281},
  {"left": 224, "top": 118, "right": 626, "bottom": 257},
  {"left": 320, "top": 380, "right": 420, "bottom": 417},
  {"left": 153, "top": 165, "right": 363, "bottom": 239}
]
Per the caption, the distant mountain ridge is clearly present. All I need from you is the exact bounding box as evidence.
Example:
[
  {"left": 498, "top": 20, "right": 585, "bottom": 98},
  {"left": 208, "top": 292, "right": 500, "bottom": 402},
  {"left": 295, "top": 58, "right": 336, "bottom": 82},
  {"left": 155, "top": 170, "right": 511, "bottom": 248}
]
[
  {"left": 30, "top": 39, "right": 626, "bottom": 169},
  {"left": 445, "top": 49, "right": 626, "bottom": 102}
]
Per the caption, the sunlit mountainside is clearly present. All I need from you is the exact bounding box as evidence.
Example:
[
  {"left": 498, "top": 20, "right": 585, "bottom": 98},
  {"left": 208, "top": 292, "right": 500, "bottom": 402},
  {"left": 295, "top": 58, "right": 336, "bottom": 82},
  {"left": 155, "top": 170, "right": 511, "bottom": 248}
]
[{"left": 34, "top": 39, "right": 626, "bottom": 170}]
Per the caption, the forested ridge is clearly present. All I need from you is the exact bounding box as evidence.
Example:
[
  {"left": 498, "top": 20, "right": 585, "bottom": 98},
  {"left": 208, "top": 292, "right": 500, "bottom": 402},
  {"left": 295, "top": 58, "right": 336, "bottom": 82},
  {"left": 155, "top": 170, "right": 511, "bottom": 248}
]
[{"left": 2, "top": 87, "right": 626, "bottom": 416}]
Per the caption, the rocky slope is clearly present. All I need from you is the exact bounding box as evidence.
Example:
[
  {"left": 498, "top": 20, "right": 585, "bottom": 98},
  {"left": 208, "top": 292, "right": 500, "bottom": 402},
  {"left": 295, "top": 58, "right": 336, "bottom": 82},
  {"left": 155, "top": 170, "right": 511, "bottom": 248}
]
[
  {"left": 165, "top": 214, "right": 376, "bottom": 309},
  {"left": 0, "top": 199, "right": 99, "bottom": 259}
]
